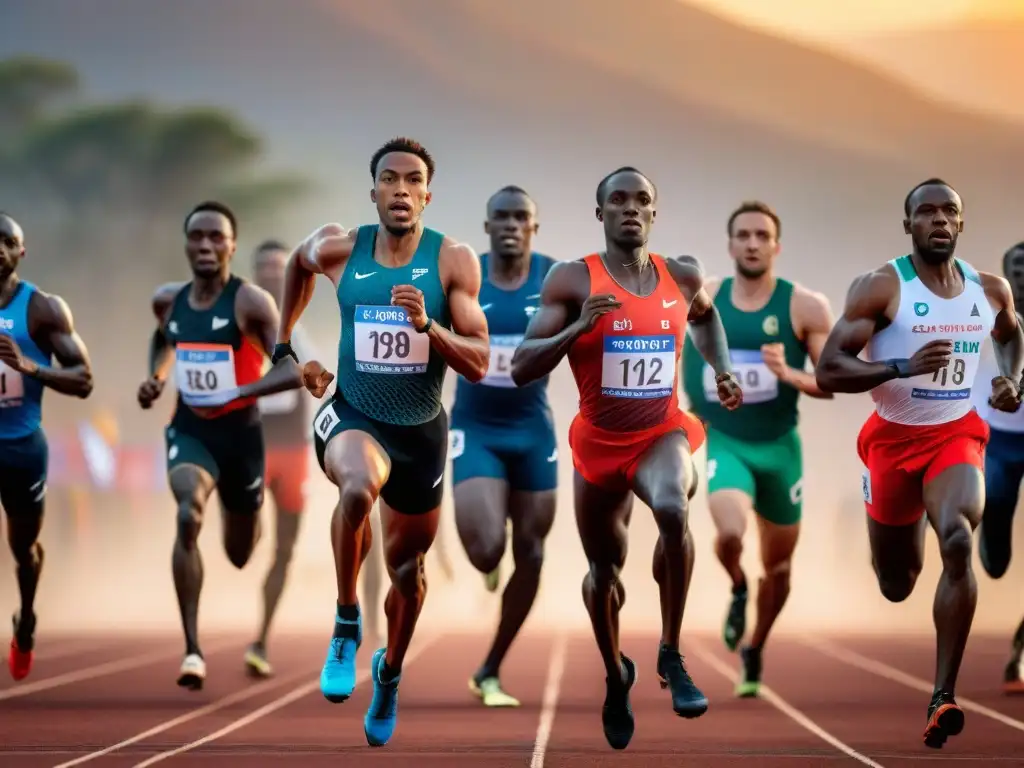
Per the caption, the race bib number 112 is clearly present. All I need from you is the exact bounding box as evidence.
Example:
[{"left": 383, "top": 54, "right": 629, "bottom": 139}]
[
  {"left": 353, "top": 305, "right": 430, "bottom": 374},
  {"left": 601, "top": 335, "right": 675, "bottom": 399}
]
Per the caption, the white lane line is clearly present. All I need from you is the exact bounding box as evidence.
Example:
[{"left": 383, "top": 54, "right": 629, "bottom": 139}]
[
  {"left": 690, "top": 640, "right": 886, "bottom": 768},
  {"left": 131, "top": 636, "right": 439, "bottom": 766},
  {"left": 530, "top": 633, "right": 568, "bottom": 768},
  {"left": 804, "top": 638, "right": 1024, "bottom": 735}
]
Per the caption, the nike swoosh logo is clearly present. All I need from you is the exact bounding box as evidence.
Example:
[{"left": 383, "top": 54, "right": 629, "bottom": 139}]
[
  {"left": 246, "top": 476, "right": 263, "bottom": 491},
  {"left": 662, "top": 299, "right": 677, "bottom": 308},
  {"left": 546, "top": 449, "right": 558, "bottom": 463},
  {"left": 355, "top": 272, "right": 376, "bottom": 280},
  {"left": 526, "top": 294, "right": 541, "bottom": 300},
  {"left": 480, "top": 303, "right": 493, "bottom": 311},
  {"left": 432, "top": 474, "right": 443, "bottom": 488},
  {"left": 212, "top": 317, "right": 229, "bottom": 330}
]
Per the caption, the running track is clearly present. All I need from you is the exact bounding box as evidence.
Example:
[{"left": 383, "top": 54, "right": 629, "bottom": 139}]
[{"left": 2, "top": 632, "right": 1023, "bottom": 766}]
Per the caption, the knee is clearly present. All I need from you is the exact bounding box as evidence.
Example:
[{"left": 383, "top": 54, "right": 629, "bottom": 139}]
[
  {"left": 876, "top": 570, "right": 917, "bottom": 603},
  {"left": 226, "top": 543, "right": 253, "bottom": 570},
  {"left": 512, "top": 535, "right": 544, "bottom": 572},
  {"left": 388, "top": 554, "right": 425, "bottom": 599},
  {"left": 937, "top": 521, "right": 973, "bottom": 577},
  {"left": 339, "top": 476, "right": 375, "bottom": 526},
  {"left": 764, "top": 559, "right": 792, "bottom": 584},
  {"left": 468, "top": 536, "right": 505, "bottom": 574},
  {"left": 585, "top": 560, "right": 620, "bottom": 592},
  {"left": 650, "top": 497, "right": 688, "bottom": 543},
  {"left": 175, "top": 499, "right": 202, "bottom": 548}
]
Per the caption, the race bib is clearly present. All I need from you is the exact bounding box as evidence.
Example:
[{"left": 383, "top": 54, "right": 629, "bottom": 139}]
[
  {"left": 482, "top": 334, "right": 522, "bottom": 388},
  {"left": 601, "top": 335, "right": 675, "bottom": 399},
  {"left": 353, "top": 305, "right": 429, "bottom": 374},
  {"left": 175, "top": 343, "right": 239, "bottom": 406},
  {"left": 704, "top": 348, "right": 777, "bottom": 404},
  {"left": 912, "top": 354, "right": 973, "bottom": 401},
  {"left": 0, "top": 360, "right": 25, "bottom": 408}
]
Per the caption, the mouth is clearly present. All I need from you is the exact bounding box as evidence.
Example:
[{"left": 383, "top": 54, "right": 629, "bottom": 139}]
[
  {"left": 389, "top": 202, "right": 412, "bottom": 215},
  {"left": 928, "top": 231, "right": 952, "bottom": 245},
  {"left": 621, "top": 219, "right": 642, "bottom": 232},
  {"left": 498, "top": 235, "right": 521, "bottom": 248}
]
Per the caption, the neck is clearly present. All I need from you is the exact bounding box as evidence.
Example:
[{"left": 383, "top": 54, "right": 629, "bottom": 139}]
[
  {"left": 732, "top": 270, "right": 775, "bottom": 299},
  {"left": 490, "top": 251, "right": 531, "bottom": 284},
  {"left": 191, "top": 270, "right": 230, "bottom": 302},
  {"left": 0, "top": 272, "right": 20, "bottom": 303},
  {"left": 911, "top": 249, "right": 959, "bottom": 286},
  {"left": 605, "top": 240, "right": 649, "bottom": 273},
  {"left": 377, "top": 221, "right": 423, "bottom": 266}
]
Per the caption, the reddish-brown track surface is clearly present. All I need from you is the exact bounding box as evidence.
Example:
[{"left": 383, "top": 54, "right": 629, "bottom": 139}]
[{"left": 2, "top": 630, "right": 1023, "bottom": 766}]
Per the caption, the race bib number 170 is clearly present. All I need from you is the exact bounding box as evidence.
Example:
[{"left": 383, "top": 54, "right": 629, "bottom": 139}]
[
  {"left": 601, "top": 335, "right": 675, "bottom": 398},
  {"left": 353, "top": 305, "right": 430, "bottom": 374}
]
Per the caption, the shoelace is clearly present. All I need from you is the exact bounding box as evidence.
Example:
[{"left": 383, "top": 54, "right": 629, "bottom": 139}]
[
  {"left": 331, "top": 636, "right": 356, "bottom": 664},
  {"left": 662, "top": 650, "right": 695, "bottom": 685}
]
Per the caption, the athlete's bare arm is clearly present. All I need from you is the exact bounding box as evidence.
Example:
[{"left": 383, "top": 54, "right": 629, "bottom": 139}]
[
  {"left": 398, "top": 239, "right": 488, "bottom": 382},
  {"left": 277, "top": 224, "right": 354, "bottom": 346},
  {"left": 137, "top": 281, "right": 185, "bottom": 409},
  {"left": 511, "top": 260, "right": 600, "bottom": 386},
  {"left": 781, "top": 285, "right": 835, "bottom": 399},
  {"left": 980, "top": 271, "right": 1023, "bottom": 410},
  {"left": 815, "top": 266, "right": 950, "bottom": 393},
  {"left": 0, "top": 291, "right": 93, "bottom": 398},
  {"left": 669, "top": 256, "right": 742, "bottom": 409},
  {"left": 234, "top": 282, "right": 303, "bottom": 399}
]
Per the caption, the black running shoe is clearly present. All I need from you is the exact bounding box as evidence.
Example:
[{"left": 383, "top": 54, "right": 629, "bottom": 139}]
[
  {"left": 923, "top": 690, "right": 965, "bottom": 749},
  {"left": 736, "top": 645, "right": 762, "bottom": 698},
  {"left": 657, "top": 643, "right": 709, "bottom": 717},
  {"left": 723, "top": 584, "right": 747, "bottom": 652},
  {"left": 602, "top": 654, "right": 637, "bottom": 750}
]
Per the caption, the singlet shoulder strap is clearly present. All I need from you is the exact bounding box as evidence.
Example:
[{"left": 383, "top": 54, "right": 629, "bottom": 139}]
[
  {"left": 892, "top": 254, "right": 918, "bottom": 282},
  {"left": 956, "top": 258, "right": 983, "bottom": 286}
]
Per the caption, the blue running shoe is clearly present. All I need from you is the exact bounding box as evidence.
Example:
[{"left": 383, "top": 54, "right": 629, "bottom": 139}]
[
  {"left": 364, "top": 648, "right": 400, "bottom": 747},
  {"left": 320, "top": 606, "right": 362, "bottom": 703}
]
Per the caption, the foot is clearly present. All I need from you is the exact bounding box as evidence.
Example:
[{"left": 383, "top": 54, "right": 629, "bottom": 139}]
[
  {"left": 923, "top": 690, "right": 965, "bottom": 749},
  {"left": 469, "top": 674, "right": 521, "bottom": 707},
  {"left": 723, "top": 583, "right": 747, "bottom": 652},
  {"left": 177, "top": 653, "right": 206, "bottom": 690},
  {"left": 8, "top": 612, "right": 35, "bottom": 682},
  {"left": 364, "top": 648, "right": 401, "bottom": 747},
  {"left": 735, "top": 645, "right": 762, "bottom": 698},
  {"left": 244, "top": 642, "right": 272, "bottom": 678},
  {"left": 602, "top": 654, "right": 637, "bottom": 750},
  {"left": 320, "top": 606, "right": 362, "bottom": 703},
  {"left": 1002, "top": 654, "right": 1024, "bottom": 695},
  {"left": 657, "top": 644, "right": 709, "bottom": 717}
]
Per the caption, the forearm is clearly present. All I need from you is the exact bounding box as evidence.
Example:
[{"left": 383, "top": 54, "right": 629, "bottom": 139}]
[
  {"left": 993, "top": 321, "right": 1024, "bottom": 383},
  {"left": 23, "top": 360, "right": 92, "bottom": 398},
  {"left": 815, "top": 353, "right": 899, "bottom": 394},
  {"left": 511, "top": 323, "right": 581, "bottom": 386},
  {"left": 278, "top": 254, "right": 316, "bottom": 344},
  {"left": 426, "top": 323, "right": 488, "bottom": 383},
  {"left": 688, "top": 306, "right": 731, "bottom": 376},
  {"left": 148, "top": 328, "right": 173, "bottom": 380},
  {"left": 238, "top": 358, "right": 303, "bottom": 399},
  {"left": 784, "top": 368, "right": 833, "bottom": 399}
]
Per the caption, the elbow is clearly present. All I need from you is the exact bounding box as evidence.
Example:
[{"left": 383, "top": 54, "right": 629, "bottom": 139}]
[
  {"left": 463, "top": 356, "right": 488, "bottom": 384},
  {"left": 814, "top": 362, "right": 836, "bottom": 394},
  {"left": 76, "top": 370, "right": 95, "bottom": 399},
  {"left": 510, "top": 360, "right": 534, "bottom": 388}
]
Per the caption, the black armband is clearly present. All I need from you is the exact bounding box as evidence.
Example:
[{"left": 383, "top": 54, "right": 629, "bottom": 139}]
[
  {"left": 884, "top": 358, "right": 911, "bottom": 378},
  {"left": 272, "top": 342, "right": 298, "bottom": 365}
]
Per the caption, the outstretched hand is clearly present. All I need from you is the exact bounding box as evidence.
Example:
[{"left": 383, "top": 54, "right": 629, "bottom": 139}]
[{"left": 302, "top": 360, "right": 334, "bottom": 399}]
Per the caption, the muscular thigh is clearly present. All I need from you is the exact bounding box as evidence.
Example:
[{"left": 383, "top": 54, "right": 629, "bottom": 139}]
[
  {"left": 379, "top": 499, "right": 440, "bottom": 567},
  {"left": 573, "top": 470, "right": 633, "bottom": 566},
  {"left": 631, "top": 428, "right": 693, "bottom": 514},
  {"left": 453, "top": 476, "right": 509, "bottom": 554},
  {"left": 0, "top": 429, "right": 49, "bottom": 521},
  {"left": 867, "top": 514, "right": 926, "bottom": 576}
]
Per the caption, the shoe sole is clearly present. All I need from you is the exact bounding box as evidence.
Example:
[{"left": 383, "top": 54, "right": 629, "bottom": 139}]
[
  {"left": 244, "top": 653, "right": 272, "bottom": 679},
  {"left": 658, "top": 674, "right": 710, "bottom": 717},
  {"left": 177, "top": 672, "right": 204, "bottom": 691},
  {"left": 923, "top": 703, "right": 965, "bottom": 749}
]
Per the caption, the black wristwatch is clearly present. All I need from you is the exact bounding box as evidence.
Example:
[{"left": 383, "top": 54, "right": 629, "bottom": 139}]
[
  {"left": 884, "top": 358, "right": 911, "bottom": 379},
  {"left": 416, "top": 317, "right": 433, "bottom": 334},
  {"left": 272, "top": 341, "right": 298, "bottom": 365}
]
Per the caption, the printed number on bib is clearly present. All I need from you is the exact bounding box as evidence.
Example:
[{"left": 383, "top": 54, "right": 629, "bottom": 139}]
[
  {"left": 601, "top": 335, "right": 675, "bottom": 399},
  {"left": 703, "top": 349, "right": 778, "bottom": 404},
  {"left": 314, "top": 404, "right": 339, "bottom": 442},
  {"left": 175, "top": 343, "right": 238, "bottom": 406},
  {"left": 482, "top": 334, "right": 522, "bottom": 388},
  {"left": 0, "top": 360, "right": 25, "bottom": 408},
  {"left": 448, "top": 429, "right": 466, "bottom": 460},
  {"left": 912, "top": 357, "right": 970, "bottom": 401},
  {"left": 353, "top": 305, "right": 429, "bottom": 374}
]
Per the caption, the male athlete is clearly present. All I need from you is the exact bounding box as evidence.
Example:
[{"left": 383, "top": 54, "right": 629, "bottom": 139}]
[
  {"left": 274, "top": 138, "right": 488, "bottom": 747},
  {"left": 244, "top": 240, "right": 322, "bottom": 677},
  {"left": 137, "top": 202, "right": 316, "bottom": 689},
  {"left": 815, "top": 179, "right": 1023, "bottom": 748},
  {"left": 682, "top": 200, "right": 834, "bottom": 697},
  {"left": 0, "top": 212, "right": 93, "bottom": 681},
  {"left": 449, "top": 185, "right": 557, "bottom": 707},
  {"left": 973, "top": 240, "right": 1024, "bottom": 695},
  {"left": 512, "top": 167, "right": 743, "bottom": 750}
]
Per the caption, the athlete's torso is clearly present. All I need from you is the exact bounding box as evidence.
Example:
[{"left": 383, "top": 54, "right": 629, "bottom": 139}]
[
  {"left": 164, "top": 275, "right": 263, "bottom": 419},
  {"left": 971, "top": 336, "right": 1024, "bottom": 434},
  {"left": 866, "top": 254, "right": 994, "bottom": 426},
  {"left": 259, "top": 322, "right": 313, "bottom": 445},
  {"left": 335, "top": 224, "right": 451, "bottom": 426},
  {"left": 684, "top": 277, "right": 806, "bottom": 441},
  {"left": 0, "top": 281, "right": 52, "bottom": 440},
  {"left": 452, "top": 252, "right": 554, "bottom": 427},
  {"left": 568, "top": 253, "right": 688, "bottom": 432}
]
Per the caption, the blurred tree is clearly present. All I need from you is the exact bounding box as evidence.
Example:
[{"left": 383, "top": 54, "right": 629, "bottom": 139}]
[{"left": 0, "top": 56, "right": 79, "bottom": 140}]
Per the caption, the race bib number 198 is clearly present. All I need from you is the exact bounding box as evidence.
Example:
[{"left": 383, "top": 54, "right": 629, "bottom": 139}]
[
  {"left": 601, "top": 335, "right": 675, "bottom": 399},
  {"left": 353, "top": 305, "right": 429, "bottom": 374},
  {"left": 482, "top": 334, "right": 522, "bottom": 388}
]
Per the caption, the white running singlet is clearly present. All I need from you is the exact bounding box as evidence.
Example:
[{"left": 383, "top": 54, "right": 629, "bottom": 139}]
[
  {"left": 866, "top": 255, "right": 994, "bottom": 426},
  {"left": 971, "top": 337, "right": 1024, "bottom": 433}
]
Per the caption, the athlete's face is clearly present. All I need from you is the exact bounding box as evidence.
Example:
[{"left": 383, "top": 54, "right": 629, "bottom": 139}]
[
  {"left": 596, "top": 172, "right": 656, "bottom": 249},
  {"left": 1005, "top": 247, "right": 1024, "bottom": 306},
  {"left": 0, "top": 216, "right": 25, "bottom": 282},
  {"left": 253, "top": 248, "right": 288, "bottom": 305},
  {"left": 904, "top": 184, "right": 962, "bottom": 264},
  {"left": 185, "top": 211, "right": 236, "bottom": 278},
  {"left": 484, "top": 191, "right": 537, "bottom": 259},
  {"left": 728, "top": 211, "right": 779, "bottom": 280},
  {"left": 371, "top": 152, "right": 431, "bottom": 236}
]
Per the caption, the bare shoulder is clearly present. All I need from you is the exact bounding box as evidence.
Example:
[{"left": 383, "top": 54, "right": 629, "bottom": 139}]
[
  {"left": 439, "top": 236, "right": 481, "bottom": 290},
  {"left": 236, "top": 279, "right": 277, "bottom": 313},
  {"left": 842, "top": 263, "right": 899, "bottom": 317},
  {"left": 790, "top": 281, "right": 832, "bottom": 314},
  {"left": 152, "top": 281, "right": 187, "bottom": 321},
  {"left": 541, "top": 259, "right": 590, "bottom": 304},
  {"left": 978, "top": 270, "right": 1012, "bottom": 304},
  {"left": 440, "top": 236, "right": 478, "bottom": 268},
  {"left": 307, "top": 223, "right": 357, "bottom": 271},
  {"left": 28, "top": 288, "right": 74, "bottom": 331}
]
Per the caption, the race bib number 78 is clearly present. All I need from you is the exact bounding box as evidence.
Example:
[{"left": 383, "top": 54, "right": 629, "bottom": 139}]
[{"left": 601, "top": 335, "right": 675, "bottom": 399}]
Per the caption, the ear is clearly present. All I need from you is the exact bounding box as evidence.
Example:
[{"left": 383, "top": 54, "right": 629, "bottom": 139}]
[
  {"left": 533, "top": 222, "right": 540, "bottom": 234},
  {"left": 957, "top": 220, "right": 964, "bottom": 233},
  {"left": 652, "top": 210, "right": 657, "bottom": 220},
  {"left": 424, "top": 190, "right": 432, "bottom": 207},
  {"left": 483, "top": 220, "right": 491, "bottom": 235},
  {"left": 595, "top": 207, "right": 603, "bottom": 222},
  {"left": 370, "top": 188, "right": 377, "bottom": 204},
  {"left": 902, "top": 218, "right": 911, "bottom": 235}
]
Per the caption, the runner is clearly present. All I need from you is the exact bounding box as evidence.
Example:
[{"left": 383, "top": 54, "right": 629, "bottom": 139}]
[
  {"left": 0, "top": 212, "right": 94, "bottom": 681},
  {"left": 682, "top": 200, "right": 834, "bottom": 697},
  {"left": 449, "top": 185, "right": 557, "bottom": 707},
  {"left": 244, "top": 240, "right": 322, "bottom": 678},
  {"left": 511, "top": 167, "right": 743, "bottom": 750},
  {"left": 137, "top": 202, "right": 319, "bottom": 690},
  {"left": 274, "top": 138, "right": 488, "bottom": 747},
  {"left": 972, "top": 239, "right": 1024, "bottom": 695},
  {"left": 814, "top": 179, "right": 1024, "bottom": 747}
]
